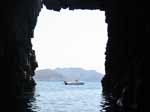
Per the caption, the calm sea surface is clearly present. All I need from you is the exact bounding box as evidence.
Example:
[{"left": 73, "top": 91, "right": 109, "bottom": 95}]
[{"left": 25, "top": 81, "right": 103, "bottom": 112}]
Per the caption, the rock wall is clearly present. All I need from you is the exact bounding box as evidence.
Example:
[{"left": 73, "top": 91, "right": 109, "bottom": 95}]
[
  {"left": 14, "top": 0, "right": 41, "bottom": 96},
  {"left": 2, "top": 0, "right": 146, "bottom": 111},
  {"left": 1, "top": 0, "right": 41, "bottom": 101},
  {"left": 101, "top": 1, "right": 146, "bottom": 111}
]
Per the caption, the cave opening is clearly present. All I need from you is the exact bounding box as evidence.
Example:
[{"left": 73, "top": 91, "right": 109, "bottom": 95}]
[
  {"left": 30, "top": 6, "right": 108, "bottom": 112},
  {"left": 33, "top": 6, "right": 108, "bottom": 76}
]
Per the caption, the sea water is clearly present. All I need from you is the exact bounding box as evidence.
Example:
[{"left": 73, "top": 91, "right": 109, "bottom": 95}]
[{"left": 25, "top": 81, "right": 103, "bottom": 112}]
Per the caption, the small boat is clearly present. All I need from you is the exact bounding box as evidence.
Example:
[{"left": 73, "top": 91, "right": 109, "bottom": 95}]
[{"left": 64, "top": 80, "right": 84, "bottom": 85}]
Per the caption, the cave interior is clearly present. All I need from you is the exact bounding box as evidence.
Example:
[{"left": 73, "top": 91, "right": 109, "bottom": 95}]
[{"left": 1, "top": 0, "right": 147, "bottom": 111}]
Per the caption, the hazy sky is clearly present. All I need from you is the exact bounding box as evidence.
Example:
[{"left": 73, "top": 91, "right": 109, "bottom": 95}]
[{"left": 32, "top": 6, "right": 108, "bottom": 74}]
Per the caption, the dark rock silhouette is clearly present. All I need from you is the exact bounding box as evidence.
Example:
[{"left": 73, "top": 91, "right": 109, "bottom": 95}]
[{"left": 2, "top": 0, "right": 146, "bottom": 111}]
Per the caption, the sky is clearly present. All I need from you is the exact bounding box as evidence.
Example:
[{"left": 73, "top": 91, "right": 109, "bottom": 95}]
[{"left": 32, "top": 6, "right": 108, "bottom": 74}]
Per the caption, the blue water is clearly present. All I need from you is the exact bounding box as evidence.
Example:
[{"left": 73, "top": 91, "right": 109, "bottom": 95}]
[{"left": 29, "top": 81, "right": 103, "bottom": 112}]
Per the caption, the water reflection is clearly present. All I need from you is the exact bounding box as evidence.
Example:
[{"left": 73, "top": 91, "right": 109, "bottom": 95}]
[
  {"left": 19, "top": 93, "right": 121, "bottom": 112},
  {"left": 100, "top": 94, "right": 123, "bottom": 112},
  {"left": 17, "top": 81, "right": 106, "bottom": 112},
  {"left": 16, "top": 92, "right": 39, "bottom": 112}
]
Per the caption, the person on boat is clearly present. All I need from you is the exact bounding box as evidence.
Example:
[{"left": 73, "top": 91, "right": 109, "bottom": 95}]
[{"left": 75, "top": 80, "right": 79, "bottom": 82}]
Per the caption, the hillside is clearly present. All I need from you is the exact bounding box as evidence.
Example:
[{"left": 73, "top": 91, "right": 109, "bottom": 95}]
[
  {"left": 34, "top": 68, "right": 104, "bottom": 81},
  {"left": 34, "top": 69, "right": 64, "bottom": 81}
]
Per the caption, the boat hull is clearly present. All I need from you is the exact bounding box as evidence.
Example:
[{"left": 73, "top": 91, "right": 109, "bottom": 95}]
[{"left": 64, "top": 81, "right": 84, "bottom": 85}]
